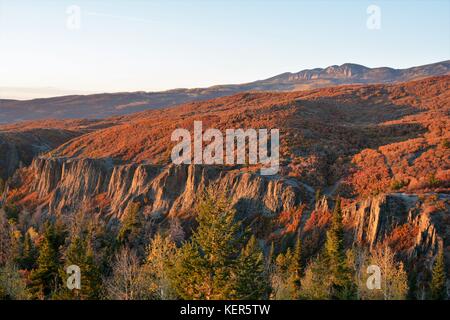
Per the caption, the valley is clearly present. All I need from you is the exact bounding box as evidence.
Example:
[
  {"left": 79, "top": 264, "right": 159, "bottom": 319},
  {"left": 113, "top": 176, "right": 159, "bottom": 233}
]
[{"left": 0, "top": 73, "right": 448, "bottom": 301}]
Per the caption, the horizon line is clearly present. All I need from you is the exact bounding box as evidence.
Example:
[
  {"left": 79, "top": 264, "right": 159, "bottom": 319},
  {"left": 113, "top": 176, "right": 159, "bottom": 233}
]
[{"left": 2, "top": 59, "right": 449, "bottom": 101}]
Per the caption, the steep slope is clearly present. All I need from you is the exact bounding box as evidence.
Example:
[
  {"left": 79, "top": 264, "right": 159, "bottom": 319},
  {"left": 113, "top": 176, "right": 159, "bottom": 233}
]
[
  {"left": 22, "top": 159, "right": 308, "bottom": 219},
  {"left": 4, "top": 75, "right": 448, "bottom": 226},
  {"left": 4, "top": 76, "right": 449, "bottom": 286},
  {"left": 44, "top": 76, "right": 450, "bottom": 196},
  {"left": 0, "top": 128, "right": 78, "bottom": 180},
  {"left": 1, "top": 60, "right": 448, "bottom": 123},
  {"left": 304, "top": 193, "right": 450, "bottom": 291},
  {"left": 0, "top": 118, "right": 121, "bottom": 179}
]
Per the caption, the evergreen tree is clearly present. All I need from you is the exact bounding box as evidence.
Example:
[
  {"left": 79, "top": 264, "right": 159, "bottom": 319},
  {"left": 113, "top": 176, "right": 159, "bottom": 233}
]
[
  {"left": 324, "top": 198, "right": 355, "bottom": 299},
  {"left": 266, "top": 241, "right": 275, "bottom": 273},
  {"left": 20, "top": 230, "right": 38, "bottom": 270},
  {"left": 430, "top": 246, "right": 447, "bottom": 300},
  {"left": 9, "top": 228, "right": 23, "bottom": 266},
  {"left": 117, "top": 202, "right": 142, "bottom": 246},
  {"left": 169, "top": 190, "right": 242, "bottom": 299},
  {"left": 270, "top": 250, "right": 291, "bottom": 299},
  {"left": 0, "top": 210, "right": 12, "bottom": 266},
  {"left": 270, "top": 236, "right": 303, "bottom": 300},
  {"left": 60, "top": 235, "right": 102, "bottom": 299},
  {"left": 81, "top": 245, "right": 103, "bottom": 299},
  {"left": 0, "top": 177, "right": 5, "bottom": 195},
  {"left": 169, "top": 189, "right": 267, "bottom": 300},
  {"left": 407, "top": 267, "right": 419, "bottom": 300},
  {"left": 235, "top": 235, "right": 269, "bottom": 299},
  {"left": 289, "top": 233, "right": 302, "bottom": 299},
  {"left": 29, "top": 222, "right": 63, "bottom": 299},
  {"left": 4, "top": 204, "right": 19, "bottom": 224}
]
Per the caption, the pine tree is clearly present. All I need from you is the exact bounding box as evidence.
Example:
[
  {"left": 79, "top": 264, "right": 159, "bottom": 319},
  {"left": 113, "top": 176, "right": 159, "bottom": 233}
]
[
  {"left": 289, "top": 233, "right": 302, "bottom": 299},
  {"left": 169, "top": 190, "right": 243, "bottom": 299},
  {"left": 235, "top": 236, "right": 269, "bottom": 299},
  {"left": 0, "top": 177, "right": 5, "bottom": 195},
  {"left": 269, "top": 236, "right": 303, "bottom": 300},
  {"left": 324, "top": 198, "right": 355, "bottom": 299},
  {"left": 0, "top": 210, "right": 12, "bottom": 266},
  {"left": 29, "top": 222, "right": 63, "bottom": 299},
  {"left": 10, "top": 229, "right": 23, "bottom": 266},
  {"left": 81, "top": 246, "right": 102, "bottom": 299},
  {"left": 20, "top": 230, "right": 38, "bottom": 270},
  {"left": 117, "top": 202, "right": 142, "bottom": 246},
  {"left": 269, "top": 249, "right": 289, "bottom": 299},
  {"left": 168, "top": 189, "right": 269, "bottom": 300},
  {"left": 61, "top": 235, "right": 102, "bottom": 299},
  {"left": 81, "top": 244, "right": 102, "bottom": 299},
  {"left": 59, "top": 236, "right": 83, "bottom": 300},
  {"left": 407, "top": 268, "right": 419, "bottom": 300},
  {"left": 65, "top": 236, "right": 85, "bottom": 268},
  {"left": 430, "top": 246, "right": 447, "bottom": 300},
  {"left": 266, "top": 241, "right": 275, "bottom": 272}
]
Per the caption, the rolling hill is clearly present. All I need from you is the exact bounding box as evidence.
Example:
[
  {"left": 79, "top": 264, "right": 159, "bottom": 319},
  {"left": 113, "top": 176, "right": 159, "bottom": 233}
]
[
  {"left": 3, "top": 76, "right": 449, "bottom": 299},
  {"left": 1, "top": 60, "right": 448, "bottom": 124}
]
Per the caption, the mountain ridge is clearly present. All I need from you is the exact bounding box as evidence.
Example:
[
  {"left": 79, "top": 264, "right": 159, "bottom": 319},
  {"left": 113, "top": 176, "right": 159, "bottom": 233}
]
[
  {"left": 29, "top": 75, "right": 450, "bottom": 196},
  {"left": 3, "top": 75, "right": 449, "bottom": 296},
  {"left": 1, "top": 60, "right": 449, "bottom": 124}
]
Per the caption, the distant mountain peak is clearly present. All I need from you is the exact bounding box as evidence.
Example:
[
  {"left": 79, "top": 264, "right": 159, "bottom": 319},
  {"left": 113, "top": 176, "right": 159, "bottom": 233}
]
[
  {"left": 283, "top": 63, "right": 372, "bottom": 81},
  {"left": 1, "top": 60, "right": 449, "bottom": 124},
  {"left": 277, "top": 60, "right": 450, "bottom": 83}
]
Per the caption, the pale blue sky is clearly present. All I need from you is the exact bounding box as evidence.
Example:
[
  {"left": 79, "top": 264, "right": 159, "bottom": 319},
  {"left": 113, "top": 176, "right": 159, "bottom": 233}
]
[{"left": 0, "top": 0, "right": 449, "bottom": 98}]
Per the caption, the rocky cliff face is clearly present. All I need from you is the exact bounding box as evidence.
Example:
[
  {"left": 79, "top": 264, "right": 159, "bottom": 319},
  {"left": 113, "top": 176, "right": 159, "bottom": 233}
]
[
  {"left": 344, "top": 193, "right": 414, "bottom": 248},
  {"left": 0, "top": 129, "right": 80, "bottom": 180},
  {"left": 8, "top": 154, "right": 448, "bottom": 286},
  {"left": 341, "top": 193, "right": 448, "bottom": 263},
  {"left": 3, "top": 75, "right": 447, "bottom": 287},
  {"left": 0, "top": 118, "right": 116, "bottom": 180},
  {"left": 21, "top": 157, "right": 448, "bottom": 257},
  {"left": 28, "top": 157, "right": 310, "bottom": 219}
]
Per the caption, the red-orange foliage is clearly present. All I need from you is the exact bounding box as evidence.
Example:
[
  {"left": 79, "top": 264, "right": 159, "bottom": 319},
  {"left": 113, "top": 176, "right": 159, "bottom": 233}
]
[
  {"left": 346, "top": 149, "right": 392, "bottom": 197},
  {"left": 386, "top": 224, "right": 420, "bottom": 253},
  {"left": 5, "top": 76, "right": 450, "bottom": 210},
  {"left": 303, "top": 208, "right": 332, "bottom": 233},
  {"left": 277, "top": 205, "right": 305, "bottom": 235},
  {"left": 44, "top": 76, "right": 448, "bottom": 198}
]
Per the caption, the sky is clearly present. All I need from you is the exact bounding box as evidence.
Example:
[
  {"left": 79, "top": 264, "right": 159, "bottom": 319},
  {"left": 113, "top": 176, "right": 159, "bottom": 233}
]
[{"left": 0, "top": 0, "right": 449, "bottom": 99}]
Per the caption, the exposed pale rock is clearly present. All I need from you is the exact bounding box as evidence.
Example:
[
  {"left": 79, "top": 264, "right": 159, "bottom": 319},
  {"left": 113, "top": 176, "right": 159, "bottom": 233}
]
[{"left": 29, "top": 157, "right": 310, "bottom": 219}]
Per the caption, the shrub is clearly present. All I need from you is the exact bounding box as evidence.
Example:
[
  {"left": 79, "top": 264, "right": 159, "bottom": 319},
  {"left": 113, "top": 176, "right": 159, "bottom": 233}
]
[
  {"left": 391, "top": 179, "right": 408, "bottom": 191},
  {"left": 428, "top": 174, "right": 441, "bottom": 188}
]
